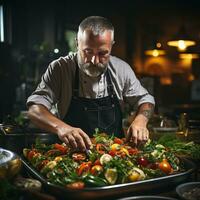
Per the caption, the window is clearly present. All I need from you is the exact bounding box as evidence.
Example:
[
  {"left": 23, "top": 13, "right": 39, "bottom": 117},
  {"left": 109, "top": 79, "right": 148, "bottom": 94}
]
[{"left": 0, "top": 5, "right": 4, "bottom": 42}]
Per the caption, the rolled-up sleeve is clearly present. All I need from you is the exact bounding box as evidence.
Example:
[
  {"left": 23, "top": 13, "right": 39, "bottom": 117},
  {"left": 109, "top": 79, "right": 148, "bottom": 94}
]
[
  {"left": 123, "top": 65, "right": 155, "bottom": 108},
  {"left": 26, "top": 61, "right": 61, "bottom": 111}
]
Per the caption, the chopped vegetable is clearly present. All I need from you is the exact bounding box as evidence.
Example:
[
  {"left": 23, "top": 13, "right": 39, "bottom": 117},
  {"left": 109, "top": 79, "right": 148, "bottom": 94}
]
[
  {"left": 23, "top": 132, "right": 185, "bottom": 189},
  {"left": 137, "top": 157, "right": 149, "bottom": 167},
  {"left": 66, "top": 181, "right": 85, "bottom": 189},
  {"left": 104, "top": 168, "right": 118, "bottom": 185},
  {"left": 100, "top": 154, "right": 112, "bottom": 165},
  {"left": 158, "top": 159, "right": 173, "bottom": 174},
  {"left": 91, "top": 165, "right": 103, "bottom": 175},
  {"left": 128, "top": 167, "right": 145, "bottom": 181}
]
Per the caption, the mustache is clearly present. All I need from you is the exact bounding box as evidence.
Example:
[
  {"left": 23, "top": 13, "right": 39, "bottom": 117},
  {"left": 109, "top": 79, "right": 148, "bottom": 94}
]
[
  {"left": 84, "top": 62, "right": 106, "bottom": 69},
  {"left": 82, "top": 62, "right": 107, "bottom": 77}
]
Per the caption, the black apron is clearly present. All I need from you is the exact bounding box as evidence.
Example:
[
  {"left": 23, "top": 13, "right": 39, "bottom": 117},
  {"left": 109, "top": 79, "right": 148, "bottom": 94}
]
[{"left": 64, "top": 64, "right": 123, "bottom": 137}]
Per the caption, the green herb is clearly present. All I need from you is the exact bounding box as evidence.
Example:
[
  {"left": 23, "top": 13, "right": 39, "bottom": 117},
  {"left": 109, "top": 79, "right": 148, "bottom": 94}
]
[
  {"left": 35, "top": 137, "right": 53, "bottom": 151},
  {"left": 158, "top": 135, "right": 200, "bottom": 160}
]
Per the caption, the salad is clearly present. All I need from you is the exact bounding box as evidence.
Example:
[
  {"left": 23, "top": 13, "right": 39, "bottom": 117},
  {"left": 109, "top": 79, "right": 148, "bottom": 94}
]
[{"left": 23, "top": 132, "right": 184, "bottom": 189}]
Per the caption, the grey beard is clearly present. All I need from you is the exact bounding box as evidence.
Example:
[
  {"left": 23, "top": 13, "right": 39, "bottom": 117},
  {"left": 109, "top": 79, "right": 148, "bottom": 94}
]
[{"left": 80, "top": 62, "right": 107, "bottom": 77}]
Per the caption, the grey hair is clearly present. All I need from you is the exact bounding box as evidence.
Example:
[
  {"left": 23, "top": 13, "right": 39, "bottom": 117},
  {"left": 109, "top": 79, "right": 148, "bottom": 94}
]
[{"left": 77, "top": 16, "right": 114, "bottom": 41}]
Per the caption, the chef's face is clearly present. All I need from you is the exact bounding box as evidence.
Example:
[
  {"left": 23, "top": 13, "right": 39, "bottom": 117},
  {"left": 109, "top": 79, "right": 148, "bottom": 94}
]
[{"left": 77, "top": 29, "right": 113, "bottom": 77}]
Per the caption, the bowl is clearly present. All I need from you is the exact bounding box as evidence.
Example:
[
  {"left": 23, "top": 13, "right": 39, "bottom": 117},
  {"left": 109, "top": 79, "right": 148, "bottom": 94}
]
[
  {"left": 176, "top": 182, "right": 200, "bottom": 200},
  {"left": 116, "top": 196, "right": 178, "bottom": 200},
  {"left": 0, "top": 148, "right": 22, "bottom": 179}
]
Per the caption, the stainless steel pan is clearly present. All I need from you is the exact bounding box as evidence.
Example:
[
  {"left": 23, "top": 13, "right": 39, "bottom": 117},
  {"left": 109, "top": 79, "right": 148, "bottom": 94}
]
[{"left": 21, "top": 158, "right": 196, "bottom": 200}]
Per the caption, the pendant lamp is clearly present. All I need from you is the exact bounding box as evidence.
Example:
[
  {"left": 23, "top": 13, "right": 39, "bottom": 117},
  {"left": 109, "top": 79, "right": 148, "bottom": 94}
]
[
  {"left": 145, "top": 41, "right": 165, "bottom": 57},
  {"left": 167, "top": 25, "right": 196, "bottom": 52}
]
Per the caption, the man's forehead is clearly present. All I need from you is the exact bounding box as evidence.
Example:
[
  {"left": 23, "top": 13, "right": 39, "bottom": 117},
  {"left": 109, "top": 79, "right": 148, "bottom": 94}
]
[{"left": 79, "top": 29, "right": 112, "bottom": 40}]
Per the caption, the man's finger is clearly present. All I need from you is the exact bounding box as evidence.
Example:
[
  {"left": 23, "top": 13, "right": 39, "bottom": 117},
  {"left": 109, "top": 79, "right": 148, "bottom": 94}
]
[
  {"left": 67, "top": 134, "right": 78, "bottom": 149},
  {"left": 132, "top": 130, "right": 138, "bottom": 145},
  {"left": 73, "top": 132, "right": 86, "bottom": 151},
  {"left": 143, "top": 129, "right": 149, "bottom": 141},
  {"left": 137, "top": 129, "right": 143, "bottom": 141},
  {"left": 79, "top": 130, "right": 92, "bottom": 149},
  {"left": 63, "top": 137, "right": 70, "bottom": 146},
  {"left": 125, "top": 127, "right": 132, "bottom": 142}
]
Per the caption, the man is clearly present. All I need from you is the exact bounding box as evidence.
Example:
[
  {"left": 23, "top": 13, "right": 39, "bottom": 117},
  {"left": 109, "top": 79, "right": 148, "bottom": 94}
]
[{"left": 27, "top": 16, "right": 155, "bottom": 151}]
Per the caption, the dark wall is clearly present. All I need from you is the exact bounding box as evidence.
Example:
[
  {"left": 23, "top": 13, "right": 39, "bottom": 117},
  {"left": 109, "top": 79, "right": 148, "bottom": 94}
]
[{"left": 1, "top": 0, "right": 200, "bottom": 120}]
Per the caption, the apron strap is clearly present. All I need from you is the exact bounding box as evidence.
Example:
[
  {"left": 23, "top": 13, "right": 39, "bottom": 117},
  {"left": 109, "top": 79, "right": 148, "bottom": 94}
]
[
  {"left": 73, "top": 64, "right": 79, "bottom": 97},
  {"left": 106, "top": 69, "right": 116, "bottom": 98}
]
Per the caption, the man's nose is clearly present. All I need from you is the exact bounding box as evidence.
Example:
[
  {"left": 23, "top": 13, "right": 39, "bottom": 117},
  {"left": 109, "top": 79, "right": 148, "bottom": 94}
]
[{"left": 91, "top": 55, "right": 99, "bottom": 64}]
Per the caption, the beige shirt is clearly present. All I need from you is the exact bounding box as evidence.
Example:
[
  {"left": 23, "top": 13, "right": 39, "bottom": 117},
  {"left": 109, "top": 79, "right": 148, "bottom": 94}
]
[{"left": 27, "top": 53, "right": 155, "bottom": 119}]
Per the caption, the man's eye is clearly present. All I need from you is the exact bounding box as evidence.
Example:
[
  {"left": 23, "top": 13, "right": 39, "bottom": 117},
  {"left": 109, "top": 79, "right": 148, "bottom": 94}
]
[
  {"left": 99, "top": 52, "right": 109, "bottom": 57},
  {"left": 84, "top": 50, "right": 93, "bottom": 55}
]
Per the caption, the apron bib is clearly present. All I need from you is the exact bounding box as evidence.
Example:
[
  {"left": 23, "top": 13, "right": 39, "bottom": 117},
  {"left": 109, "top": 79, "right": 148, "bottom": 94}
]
[{"left": 64, "top": 65, "right": 123, "bottom": 137}]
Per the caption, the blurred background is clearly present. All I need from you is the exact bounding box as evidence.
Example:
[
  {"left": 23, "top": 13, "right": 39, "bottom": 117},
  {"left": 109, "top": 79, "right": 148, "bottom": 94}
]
[{"left": 1, "top": 0, "right": 200, "bottom": 123}]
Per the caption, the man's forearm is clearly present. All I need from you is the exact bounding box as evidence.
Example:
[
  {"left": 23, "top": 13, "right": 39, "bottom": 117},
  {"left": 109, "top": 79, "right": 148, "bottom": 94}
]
[
  {"left": 133, "top": 102, "right": 154, "bottom": 125},
  {"left": 137, "top": 103, "right": 154, "bottom": 121},
  {"left": 28, "top": 104, "right": 92, "bottom": 150},
  {"left": 28, "top": 104, "right": 71, "bottom": 134}
]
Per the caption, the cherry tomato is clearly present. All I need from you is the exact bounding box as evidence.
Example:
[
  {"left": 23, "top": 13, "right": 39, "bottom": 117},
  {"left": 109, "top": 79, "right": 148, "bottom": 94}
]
[
  {"left": 90, "top": 165, "right": 103, "bottom": 175},
  {"left": 114, "top": 137, "right": 124, "bottom": 145},
  {"left": 45, "top": 149, "right": 61, "bottom": 157},
  {"left": 137, "top": 157, "right": 149, "bottom": 167},
  {"left": 94, "top": 159, "right": 101, "bottom": 165},
  {"left": 66, "top": 181, "right": 85, "bottom": 189},
  {"left": 27, "top": 150, "right": 37, "bottom": 161},
  {"left": 77, "top": 161, "right": 92, "bottom": 176},
  {"left": 158, "top": 159, "right": 173, "bottom": 174},
  {"left": 108, "top": 150, "right": 117, "bottom": 157},
  {"left": 128, "top": 148, "right": 139, "bottom": 155},
  {"left": 54, "top": 143, "right": 68, "bottom": 154},
  {"left": 72, "top": 153, "right": 86, "bottom": 161},
  {"left": 37, "top": 160, "right": 49, "bottom": 171}
]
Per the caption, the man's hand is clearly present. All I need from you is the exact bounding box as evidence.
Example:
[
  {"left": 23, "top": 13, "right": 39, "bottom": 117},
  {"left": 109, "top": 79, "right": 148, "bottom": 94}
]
[
  {"left": 57, "top": 126, "right": 92, "bottom": 151},
  {"left": 28, "top": 104, "right": 92, "bottom": 152},
  {"left": 126, "top": 114, "right": 149, "bottom": 145},
  {"left": 125, "top": 103, "right": 154, "bottom": 145}
]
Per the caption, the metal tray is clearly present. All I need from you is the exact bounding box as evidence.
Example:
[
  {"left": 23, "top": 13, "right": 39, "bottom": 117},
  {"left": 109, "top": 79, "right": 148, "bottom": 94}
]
[{"left": 21, "top": 157, "right": 196, "bottom": 200}]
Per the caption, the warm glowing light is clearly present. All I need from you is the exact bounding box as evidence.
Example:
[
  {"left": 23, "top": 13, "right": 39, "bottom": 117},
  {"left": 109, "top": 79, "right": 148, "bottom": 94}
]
[
  {"left": 145, "top": 49, "right": 165, "bottom": 57},
  {"left": 167, "top": 40, "right": 196, "bottom": 51},
  {"left": 178, "top": 40, "right": 186, "bottom": 51},
  {"left": 188, "top": 74, "right": 195, "bottom": 81},
  {"left": 160, "top": 77, "right": 172, "bottom": 85},
  {"left": 179, "top": 53, "right": 199, "bottom": 59},
  {"left": 153, "top": 50, "right": 159, "bottom": 57},
  {"left": 156, "top": 43, "right": 162, "bottom": 48}
]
